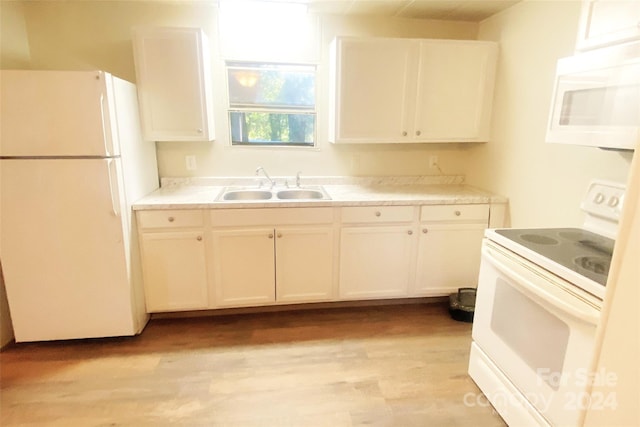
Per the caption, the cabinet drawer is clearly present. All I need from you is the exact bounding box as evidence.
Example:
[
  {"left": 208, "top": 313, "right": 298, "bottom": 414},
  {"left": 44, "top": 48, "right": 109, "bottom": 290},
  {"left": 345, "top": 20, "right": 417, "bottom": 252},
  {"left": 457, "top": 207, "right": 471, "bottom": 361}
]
[
  {"left": 420, "top": 204, "right": 489, "bottom": 223},
  {"left": 137, "top": 210, "right": 204, "bottom": 229},
  {"left": 341, "top": 206, "right": 415, "bottom": 224},
  {"left": 210, "top": 208, "right": 334, "bottom": 227}
]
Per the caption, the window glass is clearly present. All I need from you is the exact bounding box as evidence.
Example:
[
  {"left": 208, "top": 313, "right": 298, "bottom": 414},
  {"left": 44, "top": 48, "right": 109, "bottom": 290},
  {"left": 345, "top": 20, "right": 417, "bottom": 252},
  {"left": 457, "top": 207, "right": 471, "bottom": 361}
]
[{"left": 227, "top": 63, "right": 316, "bottom": 147}]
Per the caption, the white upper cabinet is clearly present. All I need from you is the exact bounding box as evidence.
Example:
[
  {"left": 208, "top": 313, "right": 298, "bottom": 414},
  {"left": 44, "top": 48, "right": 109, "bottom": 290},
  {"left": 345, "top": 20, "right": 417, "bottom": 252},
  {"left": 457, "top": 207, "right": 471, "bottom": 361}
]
[
  {"left": 329, "top": 37, "right": 498, "bottom": 144},
  {"left": 414, "top": 41, "right": 498, "bottom": 142},
  {"left": 329, "top": 38, "right": 414, "bottom": 143},
  {"left": 132, "top": 27, "right": 215, "bottom": 142},
  {"left": 576, "top": 0, "right": 640, "bottom": 51}
]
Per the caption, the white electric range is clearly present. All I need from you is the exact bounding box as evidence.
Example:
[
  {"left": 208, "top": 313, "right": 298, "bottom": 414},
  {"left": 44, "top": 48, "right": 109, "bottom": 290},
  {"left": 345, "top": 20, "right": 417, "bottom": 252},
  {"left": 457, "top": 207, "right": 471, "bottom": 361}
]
[{"left": 469, "top": 180, "right": 625, "bottom": 427}]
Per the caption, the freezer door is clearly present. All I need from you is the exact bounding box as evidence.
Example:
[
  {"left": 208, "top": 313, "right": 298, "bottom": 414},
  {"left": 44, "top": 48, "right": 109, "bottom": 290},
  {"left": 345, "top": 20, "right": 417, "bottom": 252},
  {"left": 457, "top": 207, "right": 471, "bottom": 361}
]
[
  {"left": 0, "top": 158, "right": 138, "bottom": 341},
  {"left": 0, "top": 70, "right": 115, "bottom": 157}
]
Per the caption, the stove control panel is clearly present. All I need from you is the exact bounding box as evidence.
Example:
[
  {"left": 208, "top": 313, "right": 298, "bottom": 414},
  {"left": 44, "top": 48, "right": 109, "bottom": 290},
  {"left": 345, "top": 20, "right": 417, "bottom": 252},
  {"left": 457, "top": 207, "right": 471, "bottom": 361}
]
[{"left": 581, "top": 180, "right": 626, "bottom": 221}]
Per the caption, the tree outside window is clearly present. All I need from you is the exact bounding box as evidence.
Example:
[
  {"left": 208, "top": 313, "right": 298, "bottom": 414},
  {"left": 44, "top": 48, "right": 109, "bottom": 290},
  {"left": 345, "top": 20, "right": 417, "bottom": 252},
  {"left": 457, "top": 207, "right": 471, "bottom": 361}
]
[{"left": 227, "top": 63, "right": 316, "bottom": 147}]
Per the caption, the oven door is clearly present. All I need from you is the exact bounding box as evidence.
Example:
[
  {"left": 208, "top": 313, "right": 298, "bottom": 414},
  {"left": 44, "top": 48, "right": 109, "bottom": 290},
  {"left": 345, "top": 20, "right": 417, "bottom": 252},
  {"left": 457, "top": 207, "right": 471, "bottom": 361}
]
[
  {"left": 471, "top": 240, "right": 601, "bottom": 427},
  {"left": 546, "top": 42, "right": 640, "bottom": 150}
]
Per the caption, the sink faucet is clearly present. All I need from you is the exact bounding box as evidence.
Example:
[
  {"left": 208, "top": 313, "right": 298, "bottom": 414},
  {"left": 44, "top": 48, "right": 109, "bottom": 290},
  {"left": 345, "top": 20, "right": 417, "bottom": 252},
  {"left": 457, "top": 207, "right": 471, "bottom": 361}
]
[
  {"left": 255, "top": 166, "right": 275, "bottom": 188},
  {"left": 295, "top": 171, "right": 302, "bottom": 188}
]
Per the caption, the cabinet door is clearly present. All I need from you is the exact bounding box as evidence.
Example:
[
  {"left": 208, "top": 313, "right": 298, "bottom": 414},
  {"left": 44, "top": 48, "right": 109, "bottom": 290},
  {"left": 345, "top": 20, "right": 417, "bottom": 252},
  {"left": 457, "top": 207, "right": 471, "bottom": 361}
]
[
  {"left": 339, "top": 226, "right": 415, "bottom": 299},
  {"left": 275, "top": 227, "right": 334, "bottom": 303},
  {"left": 211, "top": 228, "right": 276, "bottom": 307},
  {"left": 414, "top": 223, "right": 486, "bottom": 296},
  {"left": 330, "top": 38, "right": 415, "bottom": 143},
  {"left": 140, "top": 231, "right": 208, "bottom": 312},
  {"left": 576, "top": 0, "right": 640, "bottom": 51},
  {"left": 414, "top": 40, "right": 498, "bottom": 142},
  {"left": 133, "top": 27, "right": 214, "bottom": 141}
]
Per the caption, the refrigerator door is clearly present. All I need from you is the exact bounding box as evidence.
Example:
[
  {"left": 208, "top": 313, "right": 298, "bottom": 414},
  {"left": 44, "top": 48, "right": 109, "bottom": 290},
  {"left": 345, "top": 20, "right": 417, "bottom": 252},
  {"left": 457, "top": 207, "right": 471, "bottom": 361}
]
[
  {"left": 0, "top": 158, "right": 137, "bottom": 341},
  {"left": 0, "top": 70, "right": 116, "bottom": 157}
]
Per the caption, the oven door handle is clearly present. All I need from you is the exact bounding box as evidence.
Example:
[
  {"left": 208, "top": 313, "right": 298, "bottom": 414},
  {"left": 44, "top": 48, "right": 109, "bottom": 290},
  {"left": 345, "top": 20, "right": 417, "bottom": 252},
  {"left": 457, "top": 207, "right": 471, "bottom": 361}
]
[{"left": 482, "top": 246, "right": 600, "bottom": 326}]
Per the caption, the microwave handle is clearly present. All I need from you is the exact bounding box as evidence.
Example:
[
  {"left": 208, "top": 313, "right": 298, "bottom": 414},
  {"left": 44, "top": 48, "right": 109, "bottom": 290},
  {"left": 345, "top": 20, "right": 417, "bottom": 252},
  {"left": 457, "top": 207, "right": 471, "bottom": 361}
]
[{"left": 482, "top": 246, "right": 600, "bottom": 326}]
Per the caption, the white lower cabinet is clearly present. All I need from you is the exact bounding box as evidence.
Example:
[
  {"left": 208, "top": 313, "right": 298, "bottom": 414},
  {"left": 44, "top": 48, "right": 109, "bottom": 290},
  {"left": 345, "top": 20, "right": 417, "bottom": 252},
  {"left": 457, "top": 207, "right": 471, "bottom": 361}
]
[
  {"left": 338, "top": 206, "right": 417, "bottom": 299},
  {"left": 211, "top": 228, "right": 276, "bottom": 307},
  {"left": 210, "top": 208, "right": 335, "bottom": 308},
  {"left": 136, "top": 203, "right": 493, "bottom": 312},
  {"left": 137, "top": 210, "right": 209, "bottom": 312},
  {"left": 275, "top": 227, "right": 335, "bottom": 303},
  {"left": 414, "top": 205, "right": 489, "bottom": 296},
  {"left": 339, "top": 226, "right": 415, "bottom": 299}
]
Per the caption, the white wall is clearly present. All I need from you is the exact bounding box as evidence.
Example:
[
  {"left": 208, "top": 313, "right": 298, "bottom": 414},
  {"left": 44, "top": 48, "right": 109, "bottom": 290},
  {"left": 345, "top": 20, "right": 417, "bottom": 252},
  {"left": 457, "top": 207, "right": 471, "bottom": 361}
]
[
  {"left": 0, "top": 0, "right": 30, "bottom": 68},
  {"left": 2, "top": 0, "right": 484, "bottom": 179},
  {"left": 2, "top": 0, "right": 634, "bottom": 219},
  {"left": 583, "top": 144, "right": 639, "bottom": 426},
  {"left": 161, "top": 13, "right": 481, "bottom": 178},
  {"left": 470, "top": 0, "right": 633, "bottom": 228}
]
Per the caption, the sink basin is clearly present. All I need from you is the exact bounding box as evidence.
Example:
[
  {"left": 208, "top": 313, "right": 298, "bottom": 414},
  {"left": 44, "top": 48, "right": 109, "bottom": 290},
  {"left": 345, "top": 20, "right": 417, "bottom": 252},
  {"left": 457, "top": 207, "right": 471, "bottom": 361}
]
[
  {"left": 221, "top": 189, "right": 273, "bottom": 201},
  {"left": 276, "top": 188, "right": 328, "bottom": 200},
  {"left": 217, "top": 186, "right": 330, "bottom": 202}
]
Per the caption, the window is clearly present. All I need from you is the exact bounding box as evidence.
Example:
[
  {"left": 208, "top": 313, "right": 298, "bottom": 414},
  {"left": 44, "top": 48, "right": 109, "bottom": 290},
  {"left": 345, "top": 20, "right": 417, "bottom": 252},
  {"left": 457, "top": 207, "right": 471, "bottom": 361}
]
[{"left": 227, "top": 62, "right": 316, "bottom": 147}]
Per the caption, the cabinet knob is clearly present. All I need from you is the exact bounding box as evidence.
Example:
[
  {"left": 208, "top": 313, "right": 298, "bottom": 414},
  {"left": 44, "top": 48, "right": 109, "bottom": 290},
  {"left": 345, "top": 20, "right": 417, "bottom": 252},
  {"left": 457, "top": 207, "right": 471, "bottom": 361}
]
[
  {"left": 277, "top": 233, "right": 283, "bottom": 238},
  {"left": 416, "top": 130, "right": 421, "bottom": 136},
  {"left": 168, "top": 216, "right": 175, "bottom": 222},
  {"left": 454, "top": 210, "right": 461, "bottom": 216},
  {"left": 422, "top": 228, "right": 428, "bottom": 234},
  {"left": 407, "top": 230, "right": 413, "bottom": 235},
  {"left": 196, "top": 236, "right": 202, "bottom": 241},
  {"left": 375, "top": 211, "right": 381, "bottom": 217},
  {"left": 268, "top": 233, "right": 274, "bottom": 239},
  {"left": 197, "top": 128, "right": 203, "bottom": 133},
  {"left": 402, "top": 131, "right": 408, "bottom": 136}
]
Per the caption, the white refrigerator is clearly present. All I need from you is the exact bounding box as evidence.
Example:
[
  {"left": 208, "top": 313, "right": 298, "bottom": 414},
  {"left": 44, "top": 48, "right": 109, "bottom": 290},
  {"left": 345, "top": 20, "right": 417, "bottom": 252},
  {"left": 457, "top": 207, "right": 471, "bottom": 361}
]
[{"left": 0, "top": 70, "right": 159, "bottom": 342}]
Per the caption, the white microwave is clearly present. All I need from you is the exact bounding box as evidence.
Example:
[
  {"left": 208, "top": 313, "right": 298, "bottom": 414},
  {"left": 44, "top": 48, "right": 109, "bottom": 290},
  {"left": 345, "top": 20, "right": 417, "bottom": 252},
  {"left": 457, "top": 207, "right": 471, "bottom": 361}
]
[{"left": 546, "top": 41, "right": 640, "bottom": 150}]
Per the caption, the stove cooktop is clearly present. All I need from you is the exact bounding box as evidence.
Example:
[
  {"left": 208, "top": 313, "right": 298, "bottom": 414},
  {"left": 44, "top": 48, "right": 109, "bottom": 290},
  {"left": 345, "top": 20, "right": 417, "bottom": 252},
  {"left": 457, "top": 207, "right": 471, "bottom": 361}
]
[{"left": 494, "top": 227, "right": 614, "bottom": 287}]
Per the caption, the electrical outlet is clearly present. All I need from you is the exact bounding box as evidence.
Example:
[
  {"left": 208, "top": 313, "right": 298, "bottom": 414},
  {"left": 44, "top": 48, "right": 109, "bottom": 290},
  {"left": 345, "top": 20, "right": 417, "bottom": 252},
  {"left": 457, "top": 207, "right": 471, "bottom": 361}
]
[
  {"left": 185, "top": 155, "right": 197, "bottom": 171},
  {"left": 429, "top": 155, "right": 439, "bottom": 169}
]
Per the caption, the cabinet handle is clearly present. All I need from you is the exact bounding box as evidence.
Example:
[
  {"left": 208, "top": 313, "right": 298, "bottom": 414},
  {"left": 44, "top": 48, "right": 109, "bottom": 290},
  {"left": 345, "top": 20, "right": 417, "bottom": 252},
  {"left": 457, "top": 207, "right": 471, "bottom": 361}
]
[
  {"left": 402, "top": 131, "right": 408, "bottom": 136},
  {"left": 422, "top": 228, "right": 428, "bottom": 234},
  {"left": 268, "top": 233, "right": 274, "bottom": 239},
  {"left": 277, "top": 233, "right": 283, "bottom": 238},
  {"left": 375, "top": 211, "right": 381, "bottom": 217},
  {"left": 416, "top": 130, "right": 421, "bottom": 136},
  {"left": 407, "top": 230, "right": 413, "bottom": 235},
  {"left": 196, "top": 236, "right": 202, "bottom": 241},
  {"left": 454, "top": 210, "right": 461, "bottom": 216},
  {"left": 168, "top": 216, "right": 175, "bottom": 222}
]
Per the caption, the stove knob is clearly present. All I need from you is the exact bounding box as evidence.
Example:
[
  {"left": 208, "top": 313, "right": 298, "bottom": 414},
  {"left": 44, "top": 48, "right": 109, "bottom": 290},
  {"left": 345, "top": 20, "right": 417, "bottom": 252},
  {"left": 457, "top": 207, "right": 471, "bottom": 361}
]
[
  {"left": 608, "top": 196, "right": 620, "bottom": 208},
  {"left": 594, "top": 192, "right": 605, "bottom": 204}
]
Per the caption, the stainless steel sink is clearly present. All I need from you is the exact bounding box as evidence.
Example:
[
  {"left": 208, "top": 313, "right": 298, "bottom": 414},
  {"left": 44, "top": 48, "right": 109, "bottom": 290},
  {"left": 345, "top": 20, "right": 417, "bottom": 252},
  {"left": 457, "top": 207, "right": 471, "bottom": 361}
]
[
  {"left": 276, "top": 188, "right": 328, "bottom": 200},
  {"left": 220, "top": 189, "right": 273, "bottom": 201},
  {"left": 217, "top": 185, "right": 330, "bottom": 202}
]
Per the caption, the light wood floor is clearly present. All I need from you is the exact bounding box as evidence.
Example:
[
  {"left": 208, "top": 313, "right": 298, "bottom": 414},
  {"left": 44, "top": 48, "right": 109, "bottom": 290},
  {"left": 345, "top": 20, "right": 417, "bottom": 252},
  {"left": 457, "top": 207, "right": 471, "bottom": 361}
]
[{"left": 0, "top": 302, "right": 505, "bottom": 426}]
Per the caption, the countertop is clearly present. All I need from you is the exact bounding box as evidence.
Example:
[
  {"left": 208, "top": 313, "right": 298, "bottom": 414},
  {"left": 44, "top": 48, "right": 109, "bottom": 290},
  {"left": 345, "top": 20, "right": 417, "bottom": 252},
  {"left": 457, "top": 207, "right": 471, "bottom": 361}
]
[{"left": 133, "top": 176, "right": 507, "bottom": 210}]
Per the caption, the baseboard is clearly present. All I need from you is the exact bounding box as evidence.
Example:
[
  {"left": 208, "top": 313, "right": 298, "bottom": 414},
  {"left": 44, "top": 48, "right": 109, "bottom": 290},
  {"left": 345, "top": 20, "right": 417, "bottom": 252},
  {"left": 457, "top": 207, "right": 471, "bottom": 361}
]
[{"left": 150, "top": 297, "right": 449, "bottom": 320}]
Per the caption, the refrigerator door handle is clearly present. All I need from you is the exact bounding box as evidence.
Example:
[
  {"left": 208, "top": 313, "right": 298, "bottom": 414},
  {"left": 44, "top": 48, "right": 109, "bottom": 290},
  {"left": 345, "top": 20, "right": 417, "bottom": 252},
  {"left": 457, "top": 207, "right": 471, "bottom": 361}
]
[
  {"left": 107, "top": 159, "right": 121, "bottom": 217},
  {"left": 99, "top": 93, "right": 113, "bottom": 157}
]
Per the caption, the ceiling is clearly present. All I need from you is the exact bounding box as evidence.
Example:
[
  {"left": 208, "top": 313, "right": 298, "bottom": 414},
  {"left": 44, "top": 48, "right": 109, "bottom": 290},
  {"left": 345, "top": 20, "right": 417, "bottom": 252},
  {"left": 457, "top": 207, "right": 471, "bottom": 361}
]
[{"left": 305, "top": 0, "right": 522, "bottom": 22}]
